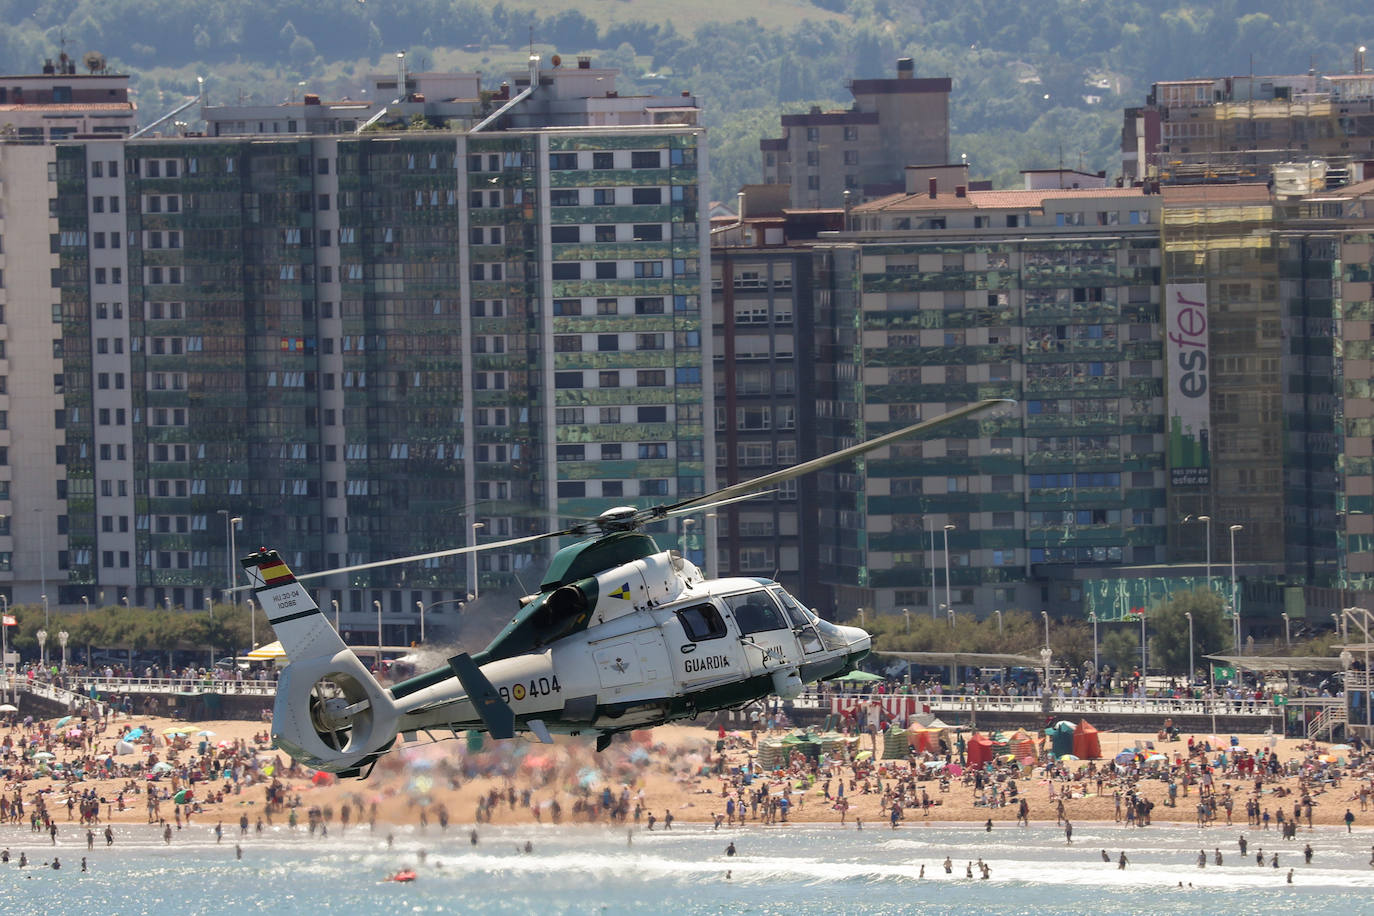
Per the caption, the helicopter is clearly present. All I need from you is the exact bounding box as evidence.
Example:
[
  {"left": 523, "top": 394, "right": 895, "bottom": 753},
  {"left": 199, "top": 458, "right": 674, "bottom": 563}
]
[{"left": 244, "top": 398, "right": 1009, "bottom": 777}]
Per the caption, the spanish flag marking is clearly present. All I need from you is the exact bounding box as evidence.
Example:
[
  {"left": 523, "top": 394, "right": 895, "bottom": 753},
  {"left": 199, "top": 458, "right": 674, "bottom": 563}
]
[
  {"left": 609, "top": 583, "right": 632, "bottom": 600},
  {"left": 258, "top": 560, "right": 295, "bottom": 586}
]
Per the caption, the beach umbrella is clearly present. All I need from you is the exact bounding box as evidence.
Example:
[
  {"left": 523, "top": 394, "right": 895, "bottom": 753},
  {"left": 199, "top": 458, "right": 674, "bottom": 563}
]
[
  {"left": 1330, "top": 744, "right": 1353, "bottom": 752},
  {"left": 115, "top": 741, "right": 135, "bottom": 755},
  {"left": 124, "top": 728, "right": 144, "bottom": 741},
  {"left": 55, "top": 716, "right": 72, "bottom": 728},
  {"left": 151, "top": 761, "right": 174, "bottom": 773},
  {"left": 834, "top": 671, "right": 884, "bottom": 683},
  {"left": 173, "top": 789, "right": 192, "bottom": 804},
  {"left": 1146, "top": 753, "right": 1167, "bottom": 763},
  {"left": 163, "top": 727, "right": 191, "bottom": 736},
  {"left": 854, "top": 750, "right": 873, "bottom": 762},
  {"left": 1059, "top": 754, "right": 1080, "bottom": 761},
  {"left": 1114, "top": 750, "right": 1135, "bottom": 764},
  {"left": 922, "top": 760, "right": 945, "bottom": 770},
  {"left": 245, "top": 641, "right": 288, "bottom": 662},
  {"left": 311, "top": 771, "right": 333, "bottom": 786},
  {"left": 1318, "top": 754, "right": 1338, "bottom": 764},
  {"left": 197, "top": 730, "right": 216, "bottom": 738},
  {"left": 32, "top": 751, "right": 55, "bottom": 760},
  {"left": 0, "top": 704, "right": 15, "bottom": 713}
]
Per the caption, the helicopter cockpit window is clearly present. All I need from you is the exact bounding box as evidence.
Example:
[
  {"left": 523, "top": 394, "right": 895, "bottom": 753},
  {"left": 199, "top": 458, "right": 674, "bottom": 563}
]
[
  {"left": 724, "top": 591, "right": 787, "bottom": 635},
  {"left": 676, "top": 603, "right": 727, "bottom": 641}
]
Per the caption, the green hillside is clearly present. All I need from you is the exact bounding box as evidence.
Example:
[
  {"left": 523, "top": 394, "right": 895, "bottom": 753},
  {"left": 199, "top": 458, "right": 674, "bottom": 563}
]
[{"left": 1, "top": 1, "right": 1369, "bottom": 196}]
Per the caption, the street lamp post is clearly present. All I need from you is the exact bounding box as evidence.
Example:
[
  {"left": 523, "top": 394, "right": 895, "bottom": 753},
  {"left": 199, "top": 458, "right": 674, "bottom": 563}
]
[
  {"left": 246, "top": 598, "right": 256, "bottom": 651},
  {"left": 416, "top": 600, "right": 426, "bottom": 644},
  {"left": 470, "top": 522, "right": 485, "bottom": 599},
  {"left": 1089, "top": 612, "right": 1099, "bottom": 680},
  {"left": 993, "top": 609, "right": 1002, "bottom": 635},
  {"left": 942, "top": 525, "right": 955, "bottom": 620},
  {"left": 36, "top": 628, "right": 47, "bottom": 669},
  {"left": 1040, "top": 646, "right": 1053, "bottom": 713},
  {"left": 81, "top": 596, "right": 89, "bottom": 614},
  {"left": 1200, "top": 515, "right": 1212, "bottom": 592},
  {"left": 374, "top": 600, "right": 383, "bottom": 663},
  {"left": 681, "top": 518, "right": 695, "bottom": 556},
  {"left": 41, "top": 593, "right": 49, "bottom": 631},
  {"left": 943, "top": 605, "right": 953, "bottom": 629},
  {"left": 1185, "top": 611, "right": 1194, "bottom": 684},
  {"left": 1041, "top": 610, "right": 1050, "bottom": 652},
  {"left": 1229, "top": 524, "right": 1244, "bottom": 652},
  {"left": 1139, "top": 606, "right": 1147, "bottom": 677},
  {"left": 216, "top": 511, "right": 242, "bottom": 609},
  {"left": 58, "top": 630, "right": 68, "bottom": 671},
  {"left": 1281, "top": 612, "right": 1290, "bottom": 649},
  {"left": 902, "top": 607, "right": 910, "bottom": 635},
  {"left": 331, "top": 599, "right": 340, "bottom": 631},
  {"left": 927, "top": 518, "right": 937, "bottom": 621},
  {"left": 35, "top": 509, "right": 45, "bottom": 611}
]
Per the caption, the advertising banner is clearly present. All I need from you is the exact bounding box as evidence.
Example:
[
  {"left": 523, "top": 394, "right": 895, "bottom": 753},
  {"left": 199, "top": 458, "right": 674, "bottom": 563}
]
[{"left": 1166, "top": 282, "right": 1211, "bottom": 487}]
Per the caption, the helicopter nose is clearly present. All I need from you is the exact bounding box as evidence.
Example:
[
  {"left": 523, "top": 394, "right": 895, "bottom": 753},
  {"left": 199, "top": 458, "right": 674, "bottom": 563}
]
[{"left": 835, "top": 623, "right": 872, "bottom": 664}]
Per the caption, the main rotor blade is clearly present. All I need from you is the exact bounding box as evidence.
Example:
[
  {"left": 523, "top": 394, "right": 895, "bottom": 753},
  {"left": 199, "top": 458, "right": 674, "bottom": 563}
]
[
  {"left": 664, "top": 489, "right": 777, "bottom": 519},
  {"left": 663, "top": 399, "right": 1012, "bottom": 516},
  {"left": 289, "top": 530, "right": 568, "bottom": 584}
]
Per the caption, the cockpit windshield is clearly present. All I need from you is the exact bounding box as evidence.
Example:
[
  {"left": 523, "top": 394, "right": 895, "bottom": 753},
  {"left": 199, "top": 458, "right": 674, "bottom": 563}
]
[{"left": 722, "top": 591, "right": 788, "bottom": 635}]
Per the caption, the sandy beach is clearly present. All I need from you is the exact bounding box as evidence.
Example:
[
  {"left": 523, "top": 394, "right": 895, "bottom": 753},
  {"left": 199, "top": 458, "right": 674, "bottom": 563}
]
[{"left": 4, "top": 709, "right": 1368, "bottom": 835}]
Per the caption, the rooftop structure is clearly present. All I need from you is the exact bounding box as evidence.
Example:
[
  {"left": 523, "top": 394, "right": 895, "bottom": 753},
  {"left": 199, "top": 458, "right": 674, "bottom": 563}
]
[
  {"left": 760, "top": 58, "right": 950, "bottom": 210},
  {"left": 0, "top": 53, "right": 136, "bottom": 143}
]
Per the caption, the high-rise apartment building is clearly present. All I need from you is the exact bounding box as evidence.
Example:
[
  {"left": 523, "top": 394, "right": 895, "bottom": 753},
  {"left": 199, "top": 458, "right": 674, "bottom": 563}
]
[
  {"left": 1122, "top": 68, "right": 1374, "bottom": 185},
  {"left": 760, "top": 58, "right": 950, "bottom": 209},
  {"left": 815, "top": 172, "right": 1166, "bottom": 619},
  {"left": 45, "top": 60, "right": 710, "bottom": 643},
  {"left": 0, "top": 57, "right": 137, "bottom": 604}
]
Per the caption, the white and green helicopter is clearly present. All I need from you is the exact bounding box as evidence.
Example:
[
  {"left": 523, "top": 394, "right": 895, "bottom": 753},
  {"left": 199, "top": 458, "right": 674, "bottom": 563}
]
[{"left": 244, "top": 400, "right": 1007, "bottom": 777}]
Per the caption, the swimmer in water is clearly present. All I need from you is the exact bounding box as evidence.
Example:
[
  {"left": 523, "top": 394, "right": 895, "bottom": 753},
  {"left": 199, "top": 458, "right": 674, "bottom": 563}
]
[
  {"left": 523, "top": 841, "right": 532, "bottom": 854},
  {"left": 726, "top": 842, "right": 736, "bottom": 857},
  {"left": 943, "top": 857, "right": 953, "bottom": 874},
  {"left": 1101, "top": 849, "right": 1110, "bottom": 862},
  {"left": 1287, "top": 869, "right": 1293, "bottom": 884}
]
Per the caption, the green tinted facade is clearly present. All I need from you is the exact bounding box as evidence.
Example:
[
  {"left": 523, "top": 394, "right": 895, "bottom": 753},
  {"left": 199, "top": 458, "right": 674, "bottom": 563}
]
[{"left": 55, "top": 125, "right": 708, "bottom": 622}]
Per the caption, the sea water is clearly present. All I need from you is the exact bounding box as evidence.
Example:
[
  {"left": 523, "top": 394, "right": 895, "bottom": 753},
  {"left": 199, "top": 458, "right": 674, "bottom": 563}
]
[{"left": 2, "top": 820, "right": 1372, "bottom": 915}]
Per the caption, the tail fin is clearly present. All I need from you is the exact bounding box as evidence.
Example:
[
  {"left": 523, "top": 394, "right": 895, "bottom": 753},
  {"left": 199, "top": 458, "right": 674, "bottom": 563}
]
[
  {"left": 241, "top": 549, "right": 347, "bottom": 661},
  {"left": 242, "top": 549, "right": 399, "bottom": 774}
]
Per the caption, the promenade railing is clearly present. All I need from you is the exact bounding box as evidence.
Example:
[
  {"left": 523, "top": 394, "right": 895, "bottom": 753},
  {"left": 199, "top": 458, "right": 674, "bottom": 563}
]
[{"left": 794, "top": 689, "right": 1305, "bottom": 719}]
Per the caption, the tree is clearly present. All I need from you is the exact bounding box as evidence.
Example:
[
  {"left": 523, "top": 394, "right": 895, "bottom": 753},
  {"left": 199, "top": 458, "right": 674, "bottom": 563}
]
[
  {"left": 1147, "top": 588, "right": 1227, "bottom": 677},
  {"left": 1099, "top": 626, "right": 1140, "bottom": 673}
]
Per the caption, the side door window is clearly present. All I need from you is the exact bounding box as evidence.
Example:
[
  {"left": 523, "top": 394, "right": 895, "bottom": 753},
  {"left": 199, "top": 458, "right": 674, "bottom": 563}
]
[
  {"left": 676, "top": 603, "right": 727, "bottom": 641},
  {"left": 669, "top": 602, "right": 741, "bottom": 688}
]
